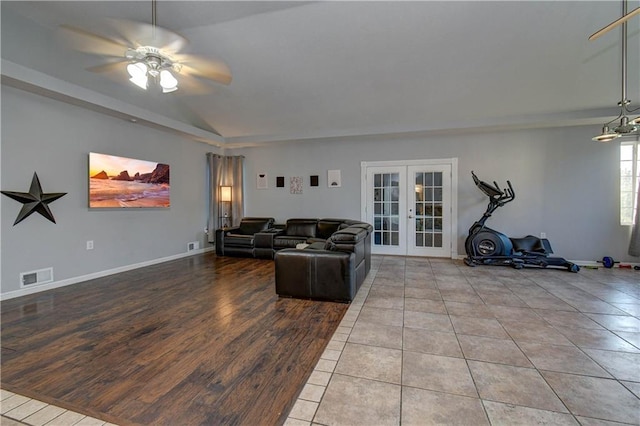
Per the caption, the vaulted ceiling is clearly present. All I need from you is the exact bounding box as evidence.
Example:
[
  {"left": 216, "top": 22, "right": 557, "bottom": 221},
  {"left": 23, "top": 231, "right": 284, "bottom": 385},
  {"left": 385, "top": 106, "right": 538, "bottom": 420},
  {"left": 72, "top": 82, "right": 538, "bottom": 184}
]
[{"left": 2, "top": 1, "right": 639, "bottom": 146}]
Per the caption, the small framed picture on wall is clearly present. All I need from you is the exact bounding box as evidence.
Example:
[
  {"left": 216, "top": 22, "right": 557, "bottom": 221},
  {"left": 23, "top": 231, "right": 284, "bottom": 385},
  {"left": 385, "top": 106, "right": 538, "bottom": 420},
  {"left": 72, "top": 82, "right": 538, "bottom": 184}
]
[
  {"left": 257, "top": 173, "right": 268, "bottom": 189},
  {"left": 290, "top": 176, "right": 303, "bottom": 194},
  {"left": 328, "top": 169, "right": 341, "bottom": 188}
]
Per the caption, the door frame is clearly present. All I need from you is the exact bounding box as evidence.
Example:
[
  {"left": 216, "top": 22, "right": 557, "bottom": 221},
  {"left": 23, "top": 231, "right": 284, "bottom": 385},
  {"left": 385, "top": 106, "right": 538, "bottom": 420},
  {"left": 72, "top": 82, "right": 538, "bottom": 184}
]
[{"left": 361, "top": 158, "right": 459, "bottom": 258}]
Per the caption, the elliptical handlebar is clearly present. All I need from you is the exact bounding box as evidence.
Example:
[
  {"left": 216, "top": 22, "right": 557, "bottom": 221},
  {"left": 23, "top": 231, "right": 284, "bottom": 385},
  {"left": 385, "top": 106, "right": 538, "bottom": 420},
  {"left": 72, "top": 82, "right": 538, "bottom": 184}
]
[
  {"left": 471, "top": 171, "right": 515, "bottom": 208},
  {"left": 502, "top": 180, "right": 515, "bottom": 205}
]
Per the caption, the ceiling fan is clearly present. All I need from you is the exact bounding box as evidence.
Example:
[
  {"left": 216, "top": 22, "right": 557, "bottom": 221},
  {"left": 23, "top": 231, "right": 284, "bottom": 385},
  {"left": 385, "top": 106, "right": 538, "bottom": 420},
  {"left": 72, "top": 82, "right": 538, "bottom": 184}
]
[
  {"left": 589, "top": 0, "right": 640, "bottom": 141},
  {"left": 58, "top": 0, "right": 232, "bottom": 94}
]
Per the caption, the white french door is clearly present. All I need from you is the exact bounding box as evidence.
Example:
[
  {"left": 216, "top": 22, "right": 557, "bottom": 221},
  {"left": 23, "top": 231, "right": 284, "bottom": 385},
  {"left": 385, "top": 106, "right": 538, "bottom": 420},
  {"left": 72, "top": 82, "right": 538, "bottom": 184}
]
[{"left": 362, "top": 159, "right": 457, "bottom": 258}]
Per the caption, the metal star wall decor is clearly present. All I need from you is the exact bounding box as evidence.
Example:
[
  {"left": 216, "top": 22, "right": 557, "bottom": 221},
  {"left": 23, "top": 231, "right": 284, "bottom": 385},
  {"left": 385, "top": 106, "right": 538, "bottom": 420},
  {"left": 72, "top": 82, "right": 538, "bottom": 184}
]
[{"left": 1, "top": 172, "right": 67, "bottom": 225}]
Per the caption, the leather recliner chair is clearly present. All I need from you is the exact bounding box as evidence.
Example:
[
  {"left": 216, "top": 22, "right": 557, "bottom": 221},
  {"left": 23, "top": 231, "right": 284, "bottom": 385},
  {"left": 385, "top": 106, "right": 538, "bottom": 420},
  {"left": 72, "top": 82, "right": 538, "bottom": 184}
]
[
  {"left": 215, "top": 217, "right": 275, "bottom": 257},
  {"left": 274, "top": 224, "right": 372, "bottom": 302}
]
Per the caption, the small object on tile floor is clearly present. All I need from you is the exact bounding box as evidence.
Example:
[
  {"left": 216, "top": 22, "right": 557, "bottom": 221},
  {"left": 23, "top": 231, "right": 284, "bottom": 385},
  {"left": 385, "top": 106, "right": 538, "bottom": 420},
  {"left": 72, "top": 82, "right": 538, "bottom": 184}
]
[
  {"left": 619, "top": 264, "right": 632, "bottom": 269},
  {"left": 583, "top": 265, "right": 599, "bottom": 269}
]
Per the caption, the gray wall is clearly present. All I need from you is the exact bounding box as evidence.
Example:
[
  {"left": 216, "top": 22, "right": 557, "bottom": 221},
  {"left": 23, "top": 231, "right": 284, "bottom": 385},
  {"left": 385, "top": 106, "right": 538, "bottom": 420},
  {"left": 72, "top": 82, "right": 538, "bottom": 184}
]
[
  {"left": 1, "top": 86, "right": 217, "bottom": 296},
  {"left": 230, "top": 126, "right": 631, "bottom": 263},
  {"left": 1, "top": 83, "right": 633, "bottom": 299}
]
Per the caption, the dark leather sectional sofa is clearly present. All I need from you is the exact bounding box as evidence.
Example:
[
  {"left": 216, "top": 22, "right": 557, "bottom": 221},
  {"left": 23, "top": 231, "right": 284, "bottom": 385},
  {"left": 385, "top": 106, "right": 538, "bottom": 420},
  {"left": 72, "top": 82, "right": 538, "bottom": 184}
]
[{"left": 215, "top": 217, "right": 373, "bottom": 302}]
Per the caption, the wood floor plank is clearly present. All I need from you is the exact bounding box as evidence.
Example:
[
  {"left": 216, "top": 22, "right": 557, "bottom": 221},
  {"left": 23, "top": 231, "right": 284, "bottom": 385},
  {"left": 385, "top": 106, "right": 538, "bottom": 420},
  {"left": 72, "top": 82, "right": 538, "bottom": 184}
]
[{"left": 1, "top": 253, "right": 347, "bottom": 426}]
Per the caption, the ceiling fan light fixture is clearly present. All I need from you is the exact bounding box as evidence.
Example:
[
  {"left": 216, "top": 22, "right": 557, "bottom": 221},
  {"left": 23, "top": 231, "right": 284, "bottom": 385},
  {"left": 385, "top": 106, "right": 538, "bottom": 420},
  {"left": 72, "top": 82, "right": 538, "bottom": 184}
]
[
  {"left": 129, "top": 75, "right": 148, "bottom": 90},
  {"left": 127, "top": 62, "right": 148, "bottom": 90},
  {"left": 160, "top": 69, "right": 178, "bottom": 93},
  {"left": 592, "top": 125, "right": 621, "bottom": 142},
  {"left": 127, "top": 62, "right": 146, "bottom": 78},
  {"left": 614, "top": 115, "right": 640, "bottom": 134}
]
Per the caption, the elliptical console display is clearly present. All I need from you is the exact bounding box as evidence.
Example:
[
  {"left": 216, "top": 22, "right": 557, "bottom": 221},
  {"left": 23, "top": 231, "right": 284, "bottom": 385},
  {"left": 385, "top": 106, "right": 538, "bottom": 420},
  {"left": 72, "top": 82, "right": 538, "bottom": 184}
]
[{"left": 464, "top": 171, "right": 579, "bottom": 272}]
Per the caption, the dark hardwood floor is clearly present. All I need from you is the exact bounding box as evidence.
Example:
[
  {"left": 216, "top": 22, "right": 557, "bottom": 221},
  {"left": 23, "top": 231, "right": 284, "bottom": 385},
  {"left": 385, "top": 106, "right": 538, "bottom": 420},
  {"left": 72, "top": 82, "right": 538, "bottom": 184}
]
[{"left": 1, "top": 252, "right": 347, "bottom": 426}]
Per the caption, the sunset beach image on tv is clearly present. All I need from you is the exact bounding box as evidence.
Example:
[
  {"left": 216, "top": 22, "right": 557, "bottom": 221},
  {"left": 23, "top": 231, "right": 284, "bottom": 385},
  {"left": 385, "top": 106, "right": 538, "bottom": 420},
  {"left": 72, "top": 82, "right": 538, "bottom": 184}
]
[{"left": 89, "top": 152, "right": 170, "bottom": 208}]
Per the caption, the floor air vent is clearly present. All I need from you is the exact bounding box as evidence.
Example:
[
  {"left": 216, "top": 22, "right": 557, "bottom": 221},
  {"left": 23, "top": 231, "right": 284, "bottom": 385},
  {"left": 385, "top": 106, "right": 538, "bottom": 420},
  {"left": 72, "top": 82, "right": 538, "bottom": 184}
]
[{"left": 20, "top": 268, "right": 54, "bottom": 287}]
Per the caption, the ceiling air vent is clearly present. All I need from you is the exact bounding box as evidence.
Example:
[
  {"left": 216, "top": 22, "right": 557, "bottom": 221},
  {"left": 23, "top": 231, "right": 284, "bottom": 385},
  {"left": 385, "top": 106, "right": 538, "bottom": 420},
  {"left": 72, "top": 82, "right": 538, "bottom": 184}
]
[{"left": 20, "top": 267, "right": 53, "bottom": 287}]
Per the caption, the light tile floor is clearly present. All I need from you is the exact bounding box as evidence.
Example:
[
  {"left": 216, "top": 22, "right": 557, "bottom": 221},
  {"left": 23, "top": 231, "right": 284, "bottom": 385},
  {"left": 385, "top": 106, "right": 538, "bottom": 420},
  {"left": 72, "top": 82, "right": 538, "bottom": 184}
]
[
  {"left": 285, "top": 256, "right": 640, "bottom": 426},
  {"left": 0, "top": 389, "right": 117, "bottom": 426},
  {"left": 3, "top": 256, "right": 639, "bottom": 426}
]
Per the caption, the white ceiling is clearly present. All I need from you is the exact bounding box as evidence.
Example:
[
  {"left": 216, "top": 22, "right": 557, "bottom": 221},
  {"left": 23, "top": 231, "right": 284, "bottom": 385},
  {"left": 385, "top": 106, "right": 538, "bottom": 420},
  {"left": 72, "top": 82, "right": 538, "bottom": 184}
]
[{"left": 2, "top": 1, "right": 639, "bottom": 146}]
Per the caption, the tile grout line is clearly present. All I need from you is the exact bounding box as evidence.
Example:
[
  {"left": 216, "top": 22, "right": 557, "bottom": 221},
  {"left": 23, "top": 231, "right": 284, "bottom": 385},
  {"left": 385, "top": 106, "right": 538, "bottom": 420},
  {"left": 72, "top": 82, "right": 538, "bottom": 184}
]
[{"left": 285, "top": 264, "right": 378, "bottom": 426}]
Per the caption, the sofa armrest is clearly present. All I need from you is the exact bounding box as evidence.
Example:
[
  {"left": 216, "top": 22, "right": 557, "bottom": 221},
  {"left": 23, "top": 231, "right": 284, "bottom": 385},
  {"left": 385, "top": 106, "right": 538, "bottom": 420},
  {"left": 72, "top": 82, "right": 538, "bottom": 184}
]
[
  {"left": 275, "top": 249, "right": 356, "bottom": 302},
  {"left": 254, "top": 229, "right": 281, "bottom": 259}
]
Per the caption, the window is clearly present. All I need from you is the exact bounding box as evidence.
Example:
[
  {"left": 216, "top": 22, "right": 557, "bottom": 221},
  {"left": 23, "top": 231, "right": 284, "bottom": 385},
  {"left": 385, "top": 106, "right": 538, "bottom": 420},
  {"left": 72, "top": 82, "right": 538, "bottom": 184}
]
[{"left": 621, "top": 141, "right": 640, "bottom": 225}]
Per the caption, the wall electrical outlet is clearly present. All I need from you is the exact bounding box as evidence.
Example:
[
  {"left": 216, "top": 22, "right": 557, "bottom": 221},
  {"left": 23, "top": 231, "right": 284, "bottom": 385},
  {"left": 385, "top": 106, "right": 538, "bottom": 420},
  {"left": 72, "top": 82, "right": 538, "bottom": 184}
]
[
  {"left": 86, "top": 240, "right": 94, "bottom": 250},
  {"left": 540, "top": 232, "right": 547, "bottom": 239}
]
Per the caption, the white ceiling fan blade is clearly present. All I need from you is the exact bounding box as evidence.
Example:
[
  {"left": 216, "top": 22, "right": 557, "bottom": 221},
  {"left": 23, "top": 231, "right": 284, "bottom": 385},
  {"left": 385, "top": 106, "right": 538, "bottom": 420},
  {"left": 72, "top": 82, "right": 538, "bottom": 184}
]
[
  {"left": 174, "top": 73, "right": 217, "bottom": 95},
  {"left": 178, "top": 55, "right": 232, "bottom": 86},
  {"left": 589, "top": 7, "right": 640, "bottom": 41},
  {"left": 170, "top": 97, "right": 221, "bottom": 134},
  {"left": 105, "top": 18, "right": 188, "bottom": 53},
  {"left": 86, "top": 60, "right": 129, "bottom": 74},
  {"left": 58, "top": 24, "right": 129, "bottom": 58},
  {"left": 85, "top": 60, "right": 132, "bottom": 86}
]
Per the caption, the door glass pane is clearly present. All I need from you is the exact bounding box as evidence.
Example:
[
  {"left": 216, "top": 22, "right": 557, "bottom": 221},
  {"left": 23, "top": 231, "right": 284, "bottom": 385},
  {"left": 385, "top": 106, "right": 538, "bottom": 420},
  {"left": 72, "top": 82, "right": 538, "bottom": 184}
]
[
  {"left": 373, "top": 172, "right": 400, "bottom": 247},
  {"left": 414, "top": 171, "right": 445, "bottom": 251},
  {"left": 391, "top": 233, "right": 399, "bottom": 245},
  {"left": 425, "top": 205, "right": 433, "bottom": 216},
  {"left": 424, "top": 232, "right": 433, "bottom": 247},
  {"left": 434, "top": 188, "right": 443, "bottom": 202}
]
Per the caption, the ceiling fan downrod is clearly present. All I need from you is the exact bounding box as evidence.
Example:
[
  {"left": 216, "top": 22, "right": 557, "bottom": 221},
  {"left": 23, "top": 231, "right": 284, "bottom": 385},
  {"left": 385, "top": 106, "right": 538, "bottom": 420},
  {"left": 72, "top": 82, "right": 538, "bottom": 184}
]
[{"left": 151, "top": 0, "right": 157, "bottom": 29}]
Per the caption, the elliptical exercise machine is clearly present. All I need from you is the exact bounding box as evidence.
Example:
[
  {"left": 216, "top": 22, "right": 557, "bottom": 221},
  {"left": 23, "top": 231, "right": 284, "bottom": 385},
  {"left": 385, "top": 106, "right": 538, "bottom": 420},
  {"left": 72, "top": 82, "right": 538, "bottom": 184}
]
[{"left": 464, "top": 171, "right": 579, "bottom": 272}]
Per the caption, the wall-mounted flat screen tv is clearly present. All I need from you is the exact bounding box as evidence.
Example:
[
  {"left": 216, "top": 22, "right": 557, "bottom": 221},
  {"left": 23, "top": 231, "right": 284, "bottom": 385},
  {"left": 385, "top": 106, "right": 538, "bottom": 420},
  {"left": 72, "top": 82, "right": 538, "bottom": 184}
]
[{"left": 89, "top": 152, "right": 170, "bottom": 208}]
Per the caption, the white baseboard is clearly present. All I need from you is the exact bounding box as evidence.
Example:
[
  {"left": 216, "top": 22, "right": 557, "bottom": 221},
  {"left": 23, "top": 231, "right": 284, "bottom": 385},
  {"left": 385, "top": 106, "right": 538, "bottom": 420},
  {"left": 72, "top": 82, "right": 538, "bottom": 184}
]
[{"left": 0, "top": 247, "right": 213, "bottom": 301}]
